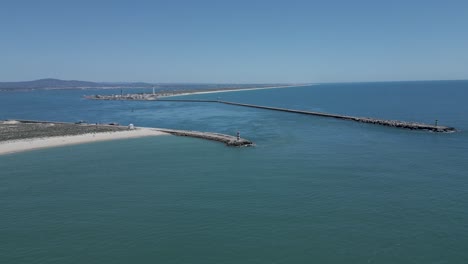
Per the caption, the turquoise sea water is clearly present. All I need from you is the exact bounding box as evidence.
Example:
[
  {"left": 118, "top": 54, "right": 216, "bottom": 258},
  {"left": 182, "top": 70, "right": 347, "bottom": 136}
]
[{"left": 1, "top": 81, "right": 468, "bottom": 263}]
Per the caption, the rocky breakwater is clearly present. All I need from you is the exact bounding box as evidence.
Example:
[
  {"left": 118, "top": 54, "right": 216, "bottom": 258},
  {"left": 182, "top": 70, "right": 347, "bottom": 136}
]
[
  {"left": 218, "top": 101, "right": 456, "bottom": 133},
  {"left": 343, "top": 116, "right": 456, "bottom": 132},
  {"left": 155, "top": 128, "right": 254, "bottom": 147}
]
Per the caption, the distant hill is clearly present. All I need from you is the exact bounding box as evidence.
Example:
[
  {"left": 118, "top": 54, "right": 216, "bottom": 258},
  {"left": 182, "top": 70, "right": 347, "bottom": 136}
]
[
  {"left": 0, "top": 78, "right": 292, "bottom": 92},
  {"left": 0, "top": 78, "right": 155, "bottom": 90}
]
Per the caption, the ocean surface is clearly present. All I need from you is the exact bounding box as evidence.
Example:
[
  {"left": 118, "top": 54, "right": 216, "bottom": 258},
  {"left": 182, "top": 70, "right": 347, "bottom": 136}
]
[{"left": 1, "top": 81, "right": 468, "bottom": 263}]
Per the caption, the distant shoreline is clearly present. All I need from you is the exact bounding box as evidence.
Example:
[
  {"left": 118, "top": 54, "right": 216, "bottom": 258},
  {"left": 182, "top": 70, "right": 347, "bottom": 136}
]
[
  {"left": 85, "top": 84, "right": 313, "bottom": 100},
  {"left": 163, "top": 84, "right": 313, "bottom": 97},
  {"left": 0, "top": 78, "right": 309, "bottom": 92}
]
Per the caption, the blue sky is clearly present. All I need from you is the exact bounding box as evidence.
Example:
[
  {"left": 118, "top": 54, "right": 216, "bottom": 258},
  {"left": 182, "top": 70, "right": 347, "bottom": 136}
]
[{"left": 1, "top": 0, "right": 467, "bottom": 83}]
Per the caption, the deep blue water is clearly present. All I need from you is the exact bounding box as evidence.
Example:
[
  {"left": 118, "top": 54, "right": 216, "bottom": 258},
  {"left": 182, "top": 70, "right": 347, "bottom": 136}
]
[{"left": 1, "top": 81, "right": 468, "bottom": 263}]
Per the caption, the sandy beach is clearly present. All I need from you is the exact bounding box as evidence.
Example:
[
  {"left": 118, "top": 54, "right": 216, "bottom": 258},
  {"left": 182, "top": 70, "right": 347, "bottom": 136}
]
[{"left": 0, "top": 128, "right": 167, "bottom": 155}]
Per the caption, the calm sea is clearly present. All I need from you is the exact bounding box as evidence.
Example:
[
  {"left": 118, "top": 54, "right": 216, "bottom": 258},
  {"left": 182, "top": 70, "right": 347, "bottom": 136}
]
[{"left": 1, "top": 81, "right": 468, "bottom": 263}]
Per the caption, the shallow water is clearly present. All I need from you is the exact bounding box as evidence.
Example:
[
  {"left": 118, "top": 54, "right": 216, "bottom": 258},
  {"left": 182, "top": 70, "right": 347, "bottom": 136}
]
[{"left": 1, "top": 81, "right": 468, "bottom": 263}]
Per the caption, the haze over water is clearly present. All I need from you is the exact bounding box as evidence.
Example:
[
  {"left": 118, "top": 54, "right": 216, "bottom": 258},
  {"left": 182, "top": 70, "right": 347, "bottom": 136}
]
[{"left": 1, "top": 81, "right": 468, "bottom": 263}]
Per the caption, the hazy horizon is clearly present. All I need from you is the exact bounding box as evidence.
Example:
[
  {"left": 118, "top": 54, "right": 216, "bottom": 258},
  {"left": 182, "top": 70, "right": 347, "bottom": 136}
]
[
  {"left": 1, "top": 77, "right": 467, "bottom": 85},
  {"left": 1, "top": 1, "right": 467, "bottom": 83}
]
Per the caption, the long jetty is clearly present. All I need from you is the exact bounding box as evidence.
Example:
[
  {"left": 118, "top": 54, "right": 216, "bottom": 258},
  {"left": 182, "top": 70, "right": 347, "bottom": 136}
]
[
  {"left": 86, "top": 95, "right": 456, "bottom": 132},
  {"left": 154, "top": 128, "right": 253, "bottom": 146},
  {"left": 217, "top": 101, "right": 455, "bottom": 132},
  {"left": 155, "top": 99, "right": 455, "bottom": 132}
]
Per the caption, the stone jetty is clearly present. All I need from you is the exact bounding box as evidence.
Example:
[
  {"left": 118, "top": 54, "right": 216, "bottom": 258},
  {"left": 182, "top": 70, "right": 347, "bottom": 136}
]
[
  {"left": 217, "top": 101, "right": 455, "bottom": 132},
  {"left": 85, "top": 96, "right": 456, "bottom": 132},
  {"left": 157, "top": 99, "right": 456, "bottom": 132},
  {"left": 154, "top": 128, "right": 253, "bottom": 146}
]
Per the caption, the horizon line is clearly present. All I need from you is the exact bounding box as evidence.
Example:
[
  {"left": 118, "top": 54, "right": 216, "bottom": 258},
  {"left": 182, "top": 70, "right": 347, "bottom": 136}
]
[{"left": 0, "top": 78, "right": 467, "bottom": 85}]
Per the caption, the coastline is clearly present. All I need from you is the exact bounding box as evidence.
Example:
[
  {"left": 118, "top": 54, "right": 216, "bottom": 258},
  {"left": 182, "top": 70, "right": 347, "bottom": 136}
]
[
  {"left": 0, "top": 128, "right": 168, "bottom": 155},
  {"left": 84, "top": 84, "right": 313, "bottom": 100},
  {"left": 162, "top": 84, "right": 313, "bottom": 97}
]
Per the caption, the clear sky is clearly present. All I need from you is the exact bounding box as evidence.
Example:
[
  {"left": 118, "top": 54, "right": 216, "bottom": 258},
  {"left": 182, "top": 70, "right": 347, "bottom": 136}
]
[{"left": 1, "top": 0, "right": 467, "bottom": 83}]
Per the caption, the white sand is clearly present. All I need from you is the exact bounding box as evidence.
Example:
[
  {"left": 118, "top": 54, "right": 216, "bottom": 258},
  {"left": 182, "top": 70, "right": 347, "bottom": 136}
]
[
  {"left": 163, "top": 84, "right": 313, "bottom": 97},
  {"left": 0, "top": 128, "right": 168, "bottom": 155}
]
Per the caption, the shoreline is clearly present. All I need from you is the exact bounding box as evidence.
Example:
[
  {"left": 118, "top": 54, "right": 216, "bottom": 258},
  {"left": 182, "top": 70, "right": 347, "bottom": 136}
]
[
  {"left": 85, "top": 84, "right": 313, "bottom": 101},
  {"left": 163, "top": 84, "right": 313, "bottom": 97},
  {"left": 0, "top": 120, "right": 254, "bottom": 155},
  {"left": 0, "top": 128, "right": 168, "bottom": 156}
]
